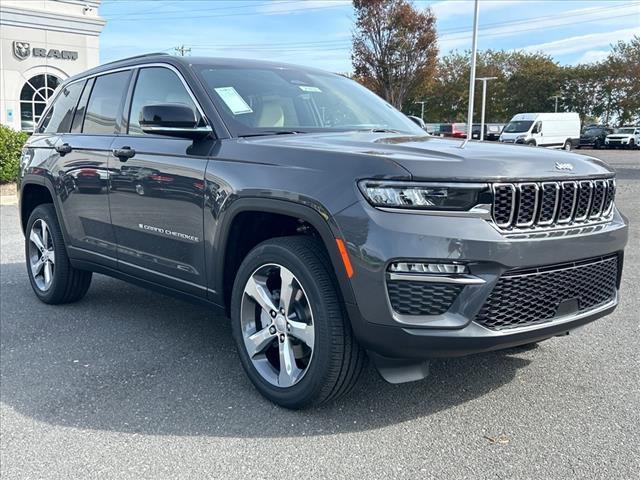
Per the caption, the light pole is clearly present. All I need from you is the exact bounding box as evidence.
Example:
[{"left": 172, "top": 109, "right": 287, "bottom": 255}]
[
  {"left": 477, "top": 76, "right": 497, "bottom": 141},
  {"left": 174, "top": 45, "right": 191, "bottom": 56},
  {"left": 465, "top": 0, "right": 480, "bottom": 143},
  {"left": 414, "top": 100, "right": 427, "bottom": 121},
  {"left": 549, "top": 95, "right": 561, "bottom": 113}
]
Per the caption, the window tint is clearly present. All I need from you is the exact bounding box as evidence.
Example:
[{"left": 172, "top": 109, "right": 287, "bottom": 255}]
[
  {"left": 128, "top": 67, "right": 197, "bottom": 135},
  {"left": 40, "top": 81, "right": 84, "bottom": 133},
  {"left": 71, "top": 77, "right": 94, "bottom": 133},
  {"left": 83, "top": 71, "right": 131, "bottom": 134}
]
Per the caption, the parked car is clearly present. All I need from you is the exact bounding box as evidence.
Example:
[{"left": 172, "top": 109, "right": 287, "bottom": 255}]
[
  {"left": 407, "top": 115, "right": 426, "bottom": 130},
  {"left": 500, "top": 112, "right": 580, "bottom": 150},
  {"left": 18, "top": 54, "right": 628, "bottom": 409},
  {"left": 438, "top": 123, "right": 467, "bottom": 138},
  {"left": 579, "top": 125, "right": 613, "bottom": 149},
  {"left": 471, "top": 123, "right": 504, "bottom": 141},
  {"left": 605, "top": 126, "right": 640, "bottom": 149}
]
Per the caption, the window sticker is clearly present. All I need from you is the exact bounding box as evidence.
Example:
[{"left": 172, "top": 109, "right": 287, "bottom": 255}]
[
  {"left": 299, "top": 85, "right": 322, "bottom": 93},
  {"left": 214, "top": 87, "right": 253, "bottom": 114}
]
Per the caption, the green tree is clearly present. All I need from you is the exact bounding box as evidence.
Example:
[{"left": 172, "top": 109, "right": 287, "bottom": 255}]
[{"left": 352, "top": 0, "right": 438, "bottom": 108}]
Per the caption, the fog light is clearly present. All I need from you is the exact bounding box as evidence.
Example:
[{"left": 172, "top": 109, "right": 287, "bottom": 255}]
[{"left": 388, "top": 262, "right": 468, "bottom": 274}]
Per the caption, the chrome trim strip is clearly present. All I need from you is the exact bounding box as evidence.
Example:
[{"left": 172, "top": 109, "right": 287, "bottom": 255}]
[
  {"left": 474, "top": 293, "right": 617, "bottom": 336},
  {"left": 377, "top": 204, "right": 491, "bottom": 218},
  {"left": 387, "top": 272, "right": 486, "bottom": 285},
  {"left": 537, "top": 181, "right": 560, "bottom": 226},
  {"left": 575, "top": 180, "right": 594, "bottom": 222},
  {"left": 39, "top": 63, "right": 211, "bottom": 133},
  {"left": 589, "top": 179, "right": 607, "bottom": 219},
  {"left": 557, "top": 181, "right": 578, "bottom": 224},
  {"left": 491, "top": 183, "right": 516, "bottom": 228},
  {"left": 515, "top": 182, "right": 539, "bottom": 227},
  {"left": 142, "top": 126, "right": 213, "bottom": 133},
  {"left": 603, "top": 178, "right": 616, "bottom": 216}
]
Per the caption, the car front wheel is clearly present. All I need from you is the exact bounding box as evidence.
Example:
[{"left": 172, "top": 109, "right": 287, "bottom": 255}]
[
  {"left": 563, "top": 140, "right": 572, "bottom": 151},
  {"left": 25, "top": 204, "right": 92, "bottom": 304},
  {"left": 231, "top": 236, "right": 366, "bottom": 409}
]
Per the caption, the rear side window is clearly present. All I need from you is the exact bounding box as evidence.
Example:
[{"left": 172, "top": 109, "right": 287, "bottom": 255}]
[
  {"left": 39, "top": 81, "right": 84, "bottom": 133},
  {"left": 128, "top": 67, "right": 198, "bottom": 135},
  {"left": 83, "top": 71, "right": 131, "bottom": 134}
]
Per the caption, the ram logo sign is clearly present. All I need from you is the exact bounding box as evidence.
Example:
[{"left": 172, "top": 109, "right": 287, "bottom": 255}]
[{"left": 12, "top": 41, "right": 78, "bottom": 61}]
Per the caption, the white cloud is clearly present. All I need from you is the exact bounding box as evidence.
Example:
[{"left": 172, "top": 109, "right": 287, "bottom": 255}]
[
  {"left": 428, "top": 0, "right": 526, "bottom": 20},
  {"left": 257, "top": 0, "right": 351, "bottom": 15},
  {"left": 521, "top": 27, "right": 640, "bottom": 56},
  {"left": 573, "top": 49, "right": 610, "bottom": 65}
]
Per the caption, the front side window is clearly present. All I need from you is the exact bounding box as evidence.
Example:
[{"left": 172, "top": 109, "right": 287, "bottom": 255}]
[
  {"left": 194, "top": 65, "right": 424, "bottom": 137},
  {"left": 39, "top": 81, "right": 85, "bottom": 134},
  {"left": 83, "top": 71, "right": 131, "bottom": 134},
  {"left": 128, "top": 67, "right": 198, "bottom": 135}
]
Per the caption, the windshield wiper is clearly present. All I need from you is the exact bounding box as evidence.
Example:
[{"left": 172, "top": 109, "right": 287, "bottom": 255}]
[{"left": 238, "top": 130, "right": 307, "bottom": 138}]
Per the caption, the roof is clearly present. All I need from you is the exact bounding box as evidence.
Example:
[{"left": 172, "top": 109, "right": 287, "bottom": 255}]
[{"left": 64, "top": 53, "right": 335, "bottom": 84}]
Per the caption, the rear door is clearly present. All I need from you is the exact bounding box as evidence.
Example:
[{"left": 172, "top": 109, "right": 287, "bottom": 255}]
[
  {"left": 53, "top": 70, "right": 132, "bottom": 266},
  {"left": 108, "top": 66, "right": 212, "bottom": 296}
]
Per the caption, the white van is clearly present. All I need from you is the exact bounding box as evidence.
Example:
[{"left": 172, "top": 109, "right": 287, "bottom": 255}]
[{"left": 499, "top": 112, "right": 580, "bottom": 150}]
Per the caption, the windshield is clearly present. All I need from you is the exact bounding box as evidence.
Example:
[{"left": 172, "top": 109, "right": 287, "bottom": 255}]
[
  {"left": 615, "top": 128, "right": 635, "bottom": 134},
  {"left": 503, "top": 120, "right": 533, "bottom": 133},
  {"left": 194, "top": 65, "right": 425, "bottom": 137}
]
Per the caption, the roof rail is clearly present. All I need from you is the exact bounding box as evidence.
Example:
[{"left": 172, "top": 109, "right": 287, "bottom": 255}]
[{"left": 98, "top": 52, "right": 170, "bottom": 68}]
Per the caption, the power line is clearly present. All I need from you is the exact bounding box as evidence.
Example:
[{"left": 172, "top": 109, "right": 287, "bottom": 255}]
[{"left": 174, "top": 45, "right": 191, "bottom": 56}]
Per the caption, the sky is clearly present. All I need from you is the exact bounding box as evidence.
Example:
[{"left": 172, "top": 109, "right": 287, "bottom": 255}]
[{"left": 98, "top": 0, "right": 640, "bottom": 71}]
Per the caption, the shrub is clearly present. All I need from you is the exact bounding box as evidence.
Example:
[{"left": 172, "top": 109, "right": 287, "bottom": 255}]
[{"left": 0, "top": 125, "right": 29, "bottom": 183}]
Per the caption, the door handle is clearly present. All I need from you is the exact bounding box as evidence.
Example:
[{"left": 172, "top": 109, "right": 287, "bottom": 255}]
[
  {"left": 113, "top": 146, "right": 136, "bottom": 161},
  {"left": 55, "top": 143, "right": 72, "bottom": 156}
]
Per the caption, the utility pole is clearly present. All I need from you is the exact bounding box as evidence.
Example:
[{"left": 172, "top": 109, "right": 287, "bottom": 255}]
[
  {"left": 414, "top": 101, "right": 427, "bottom": 121},
  {"left": 465, "top": 0, "right": 480, "bottom": 143},
  {"left": 476, "top": 77, "right": 497, "bottom": 141},
  {"left": 174, "top": 45, "right": 191, "bottom": 57},
  {"left": 549, "top": 95, "right": 561, "bottom": 113}
]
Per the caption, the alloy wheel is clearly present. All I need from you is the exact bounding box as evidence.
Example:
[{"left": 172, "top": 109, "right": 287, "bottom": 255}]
[
  {"left": 28, "top": 219, "right": 56, "bottom": 291},
  {"left": 240, "top": 263, "right": 315, "bottom": 388}
]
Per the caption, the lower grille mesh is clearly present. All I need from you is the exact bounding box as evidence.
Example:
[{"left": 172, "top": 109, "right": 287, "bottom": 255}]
[
  {"left": 387, "top": 281, "right": 463, "bottom": 315},
  {"left": 475, "top": 255, "right": 618, "bottom": 331}
]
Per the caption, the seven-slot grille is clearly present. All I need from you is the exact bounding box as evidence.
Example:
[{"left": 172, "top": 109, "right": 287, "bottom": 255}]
[{"left": 491, "top": 178, "right": 615, "bottom": 230}]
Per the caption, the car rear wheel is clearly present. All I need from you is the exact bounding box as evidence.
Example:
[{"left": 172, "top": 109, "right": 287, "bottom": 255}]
[
  {"left": 25, "top": 204, "right": 92, "bottom": 304},
  {"left": 563, "top": 140, "right": 572, "bottom": 151},
  {"left": 231, "top": 236, "right": 366, "bottom": 409},
  {"left": 594, "top": 139, "right": 601, "bottom": 149}
]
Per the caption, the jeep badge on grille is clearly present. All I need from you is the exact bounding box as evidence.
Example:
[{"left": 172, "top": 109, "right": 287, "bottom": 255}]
[{"left": 555, "top": 162, "right": 574, "bottom": 171}]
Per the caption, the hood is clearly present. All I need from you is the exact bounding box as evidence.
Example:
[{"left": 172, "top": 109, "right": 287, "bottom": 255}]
[
  {"left": 245, "top": 131, "right": 614, "bottom": 181},
  {"left": 607, "top": 134, "right": 633, "bottom": 139}
]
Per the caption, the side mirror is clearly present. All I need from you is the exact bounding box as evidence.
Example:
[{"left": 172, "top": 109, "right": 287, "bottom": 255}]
[{"left": 140, "top": 104, "right": 211, "bottom": 139}]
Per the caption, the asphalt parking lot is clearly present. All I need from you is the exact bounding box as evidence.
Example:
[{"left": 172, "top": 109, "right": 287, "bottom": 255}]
[{"left": 1, "top": 149, "right": 638, "bottom": 479}]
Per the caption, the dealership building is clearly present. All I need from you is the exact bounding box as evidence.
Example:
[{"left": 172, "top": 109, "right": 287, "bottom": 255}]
[{"left": 0, "top": 0, "right": 105, "bottom": 131}]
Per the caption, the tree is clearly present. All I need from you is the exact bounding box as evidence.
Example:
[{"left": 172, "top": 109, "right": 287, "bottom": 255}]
[
  {"left": 352, "top": 0, "right": 438, "bottom": 108},
  {"left": 601, "top": 35, "right": 640, "bottom": 126}
]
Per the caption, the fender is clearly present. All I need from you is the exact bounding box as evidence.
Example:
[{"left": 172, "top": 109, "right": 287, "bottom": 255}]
[
  {"left": 211, "top": 197, "right": 358, "bottom": 310},
  {"left": 19, "top": 175, "right": 70, "bottom": 244}
]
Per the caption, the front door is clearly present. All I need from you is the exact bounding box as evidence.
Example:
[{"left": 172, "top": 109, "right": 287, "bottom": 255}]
[{"left": 108, "top": 66, "right": 212, "bottom": 296}]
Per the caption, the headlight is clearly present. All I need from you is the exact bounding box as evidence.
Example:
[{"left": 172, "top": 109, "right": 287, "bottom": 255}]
[{"left": 358, "top": 181, "right": 487, "bottom": 210}]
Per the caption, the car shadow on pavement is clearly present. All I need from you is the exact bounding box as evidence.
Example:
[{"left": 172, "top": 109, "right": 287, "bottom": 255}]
[{"left": 0, "top": 262, "right": 531, "bottom": 438}]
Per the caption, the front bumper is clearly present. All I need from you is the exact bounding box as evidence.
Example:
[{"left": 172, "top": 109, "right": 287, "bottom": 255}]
[{"left": 335, "top": 201, "right": 628, "bottom": 359}]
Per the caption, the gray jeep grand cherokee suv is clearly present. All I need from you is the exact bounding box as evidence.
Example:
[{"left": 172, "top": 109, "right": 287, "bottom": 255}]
[{"left": 18, "top": 54, "right": 628, "bottom": 408}]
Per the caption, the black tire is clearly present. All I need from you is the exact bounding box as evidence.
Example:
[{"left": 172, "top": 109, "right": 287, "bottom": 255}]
[
  {"left": 231, "top": 236, "right": 366, "bottom": 409},
  {"left": 563, "top": 140, "right": 572, "bottom": 151},
  {"left": 594, "top": 139, "right": 601, "bottom": 149},
  {"left": 526, "top": 140, "right": 536, "bottom": 147},
  {"left": 25, "top": 204, "right": 92, "bottom": 304}
]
